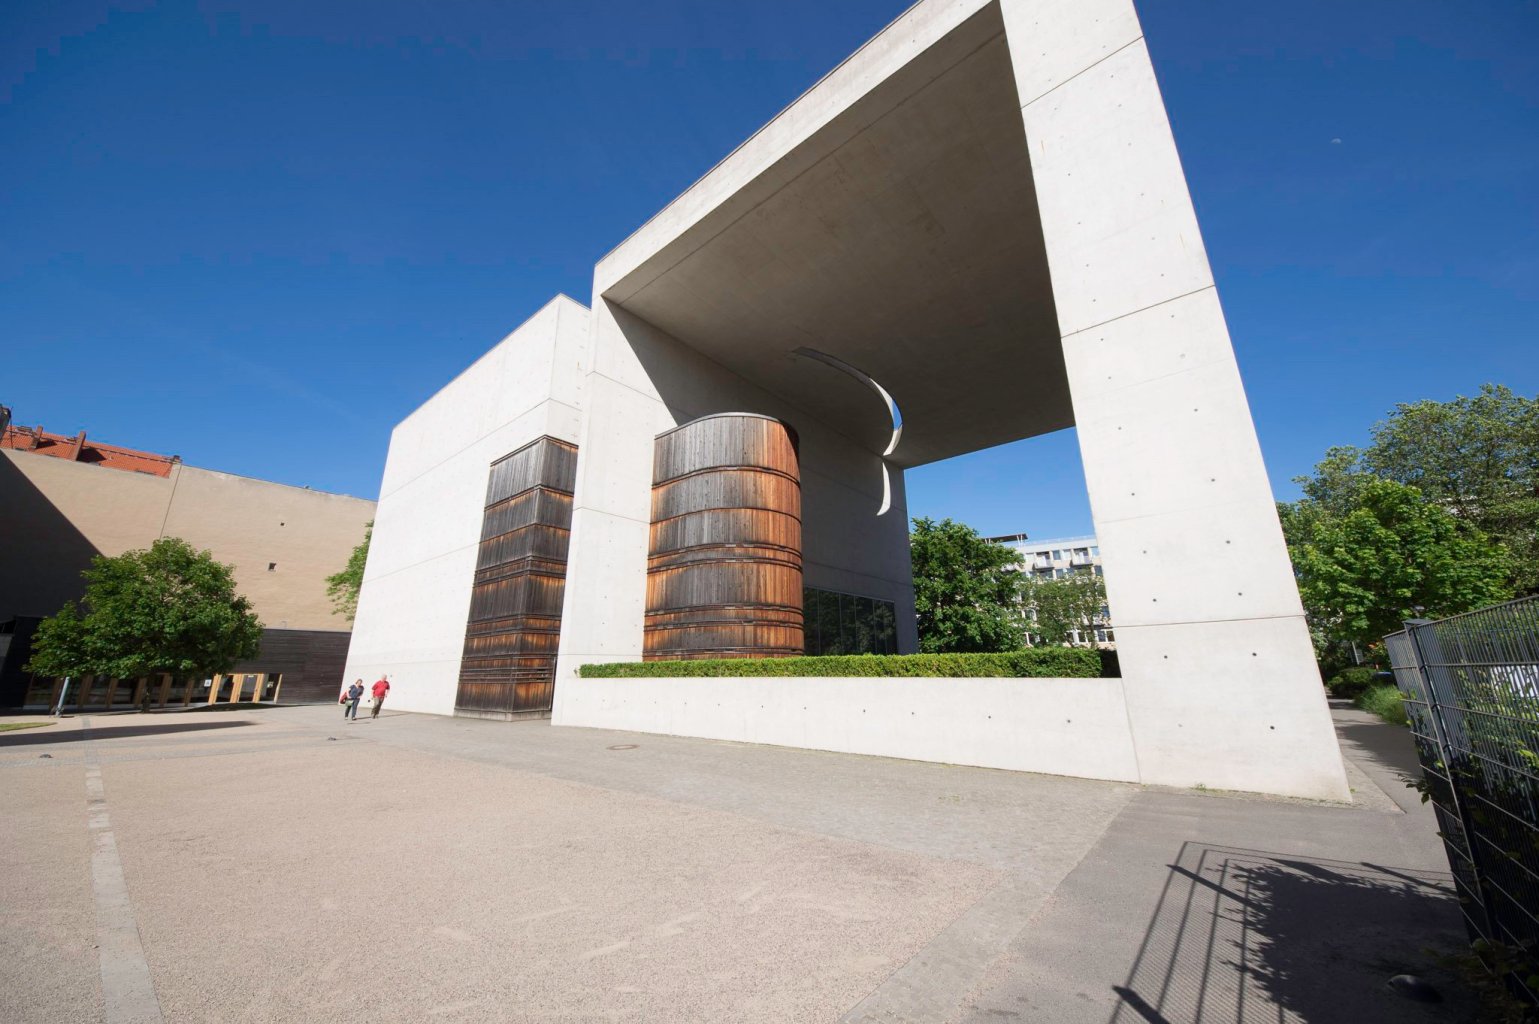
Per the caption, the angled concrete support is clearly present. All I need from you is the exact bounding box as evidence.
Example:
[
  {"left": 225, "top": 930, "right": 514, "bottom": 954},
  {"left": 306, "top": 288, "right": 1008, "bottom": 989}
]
[{"left": 1001, "top": 0, "right": 1347, "bottom": 799}]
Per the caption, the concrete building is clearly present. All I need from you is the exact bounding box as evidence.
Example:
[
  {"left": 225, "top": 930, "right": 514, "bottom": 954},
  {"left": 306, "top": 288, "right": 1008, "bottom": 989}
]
[
  {"left": 989, "top": 533, "right": 1114, "bottom": 646},
  {"left": 345, "top": 0, "right": 1348, "bottom": 800},
  {"left": 0, "top": 418, "right": 375, "bottom": 707}
]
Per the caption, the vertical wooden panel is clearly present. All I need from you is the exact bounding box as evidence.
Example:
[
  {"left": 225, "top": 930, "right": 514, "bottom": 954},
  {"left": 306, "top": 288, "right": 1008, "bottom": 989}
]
[
  {"left": 645, "top": 414, "right": 803, "bottom": 660},
  {"left": 454, "top": 436, "right": 578, "bottom": 718}
]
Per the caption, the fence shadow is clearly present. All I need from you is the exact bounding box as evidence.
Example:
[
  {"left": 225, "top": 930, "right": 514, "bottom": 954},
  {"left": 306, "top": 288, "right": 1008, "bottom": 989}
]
[{"left": 1110, "top": 843, "right": 1474, "bottom": 1023}]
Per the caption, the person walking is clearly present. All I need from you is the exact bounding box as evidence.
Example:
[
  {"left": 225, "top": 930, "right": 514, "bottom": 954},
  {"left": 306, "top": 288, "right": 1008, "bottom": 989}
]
[
  {"left": 370, "top": 675, "right": 390, "bottom": 719},
  {"left": 344, "top": 679, "right": 364, "bottom": 721}
]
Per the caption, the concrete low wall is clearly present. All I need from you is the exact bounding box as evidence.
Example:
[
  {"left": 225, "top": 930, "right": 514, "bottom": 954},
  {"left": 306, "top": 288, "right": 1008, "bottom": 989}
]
[{"left": 554, "top": 675, "right": 1141, "bottom": 784}]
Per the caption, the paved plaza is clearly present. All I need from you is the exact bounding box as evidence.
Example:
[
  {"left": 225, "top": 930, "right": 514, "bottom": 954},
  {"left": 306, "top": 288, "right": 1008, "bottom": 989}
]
[{"left": 2, "top": 701, "right": 1478, "bottom": 1022}]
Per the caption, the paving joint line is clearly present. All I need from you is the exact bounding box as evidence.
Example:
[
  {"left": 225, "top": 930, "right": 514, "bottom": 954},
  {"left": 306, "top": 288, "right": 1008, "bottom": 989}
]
[{"left": 81, "top": 717, "right": 167, "bottom": 1024}]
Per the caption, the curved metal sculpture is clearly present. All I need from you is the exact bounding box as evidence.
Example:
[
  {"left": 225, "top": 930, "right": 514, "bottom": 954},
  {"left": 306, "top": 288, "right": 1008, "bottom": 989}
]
[
  {"left": 791, "top": 346, "right": 902, "bottom": 514},
  {"left": 645, "top": 413, "right": 803, "bottom": 660}
]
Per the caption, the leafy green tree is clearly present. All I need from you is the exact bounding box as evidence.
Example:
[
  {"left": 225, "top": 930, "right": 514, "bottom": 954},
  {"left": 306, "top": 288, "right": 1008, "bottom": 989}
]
[
  {"left": 910, "top": 517, "right": 1025, "bottom": 653},
  {"left": 325, "top": 521, "right": 372, "bottom": 621},
  {"left": 27, "top": 538, "right": 263, "bottom": 681},
  {"left": 1292, "top": 385, "right": 1539, "bottom": 592},
  {"left": 25, "top": 601, "right": 95, "bottom": 678},
  {"left": 1290, "top": 480, "right": 1511, "bottom": 648},
  {"left": 1024, "top": 572, "right": 1107, "bottom": 647}
]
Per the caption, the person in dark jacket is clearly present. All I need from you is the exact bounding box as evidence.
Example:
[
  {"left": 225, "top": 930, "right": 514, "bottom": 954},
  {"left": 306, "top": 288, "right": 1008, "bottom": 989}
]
[{"left": 344, "top": 679, "right": 364, "bottom": 721}]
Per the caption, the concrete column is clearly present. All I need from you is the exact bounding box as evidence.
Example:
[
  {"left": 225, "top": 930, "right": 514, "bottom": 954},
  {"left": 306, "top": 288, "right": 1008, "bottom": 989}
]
[
  {"left": 554, "top": 300, "right": 691, "bottom": 698},
  {"left": 229, "top": 674, "right": 246, "bottom": 703},
  {"left": 157, "top": 674, "right": 173, "bottom": 708},
  {"left": 131, "top": 677, "right": 147, "bottom": 708},
  {"left": 104, "top": 678, "right": 119, "bottom": 708},
  {"left": 1000, "top": 0, "right": 1347, "bottom": 800},
  {"left": 206, "top": 675, "right": 220, "bottom": 705}
]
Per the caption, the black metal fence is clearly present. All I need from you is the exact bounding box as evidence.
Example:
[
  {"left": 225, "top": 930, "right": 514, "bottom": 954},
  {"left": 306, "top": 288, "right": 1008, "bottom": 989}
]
[{"left": 1386, "top": 596, "right": 1539, "bottom": 1001}]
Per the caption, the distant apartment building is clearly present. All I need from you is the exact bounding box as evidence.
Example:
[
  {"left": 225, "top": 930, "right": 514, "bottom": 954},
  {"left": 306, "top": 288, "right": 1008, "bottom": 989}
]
[
  {"left": 0, "top": 411, "right": 375, "bottom": 708},
  {"left": 986, "top": 533, "right": 1114, "bottom": 647}
]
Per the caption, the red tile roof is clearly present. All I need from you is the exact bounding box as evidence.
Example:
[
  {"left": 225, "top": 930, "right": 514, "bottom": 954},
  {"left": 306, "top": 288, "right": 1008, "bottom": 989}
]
[{"left": 1, "top": 424, "right": 180, "bottom": 478}]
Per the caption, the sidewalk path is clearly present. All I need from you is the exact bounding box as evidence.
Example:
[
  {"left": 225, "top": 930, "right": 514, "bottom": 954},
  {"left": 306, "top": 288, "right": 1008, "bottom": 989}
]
[{"left": 0, "top": 701, "right": 1473, "bottom": 1023}]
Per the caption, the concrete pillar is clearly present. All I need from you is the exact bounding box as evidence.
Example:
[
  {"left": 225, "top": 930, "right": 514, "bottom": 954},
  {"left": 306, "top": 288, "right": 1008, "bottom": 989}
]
[
  {"left": 157, "top": 674, "right": 173, "bottom": 708},
  {"left": 999, "top": 0, "right": 1347, "bottom": 799},
  {"left": 229, "top": 674, "right": 246, "bottom": 703}
]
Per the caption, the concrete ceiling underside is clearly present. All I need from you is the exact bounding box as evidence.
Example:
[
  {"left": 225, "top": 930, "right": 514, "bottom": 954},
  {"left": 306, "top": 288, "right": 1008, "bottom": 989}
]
[{"left": 604, "top": 3, "right": 1071, "bottom": 468}]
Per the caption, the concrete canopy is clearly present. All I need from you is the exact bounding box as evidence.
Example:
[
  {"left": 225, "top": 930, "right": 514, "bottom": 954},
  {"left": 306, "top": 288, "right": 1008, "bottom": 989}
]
[{"left": 597, "top": 3, "right": 1067, "bottom": 468}]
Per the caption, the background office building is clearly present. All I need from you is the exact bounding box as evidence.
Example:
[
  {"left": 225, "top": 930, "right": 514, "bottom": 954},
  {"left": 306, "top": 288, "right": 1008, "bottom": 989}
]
[
  {"left": 0, "top": 410, "right": 375, "bottom": 708},
  {"left": 989, "top": 533, "right": 1114, "bottom": 647}
]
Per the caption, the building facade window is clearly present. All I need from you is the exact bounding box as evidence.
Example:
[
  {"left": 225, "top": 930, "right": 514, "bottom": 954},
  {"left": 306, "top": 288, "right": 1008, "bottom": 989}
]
[{"left": 802, "top": 587, "right": 898, "bottom": 656}]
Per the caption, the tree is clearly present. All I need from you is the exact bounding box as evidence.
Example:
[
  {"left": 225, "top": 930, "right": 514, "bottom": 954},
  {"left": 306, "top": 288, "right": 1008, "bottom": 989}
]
[
  {"left": 910, "top": 517, "right": 1025, "bottom": 653},
  {"left": 326, "top": 521, "right": 372, "bottom": 621},
  {"left": 26, "top": 537, "right": 263, "bottom": 681},
  {"left": 25, "top": 601, "right": 95, "bottom": 678},
  {"left": 1023, "top": 572, "right": 1107, "bottom": 647},
  {"left": 1293, "top": 385, "right": 1539, "bottom": 592},
  {"left": 1290, "top": 480, "right": 1511, "bottom": 648}
]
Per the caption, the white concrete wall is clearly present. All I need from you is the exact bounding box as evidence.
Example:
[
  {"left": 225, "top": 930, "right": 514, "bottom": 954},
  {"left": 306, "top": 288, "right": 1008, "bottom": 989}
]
[
  {"left": 552, "top": 299, "right": 919, "bottom": 700},
  {"left": 559, "top": 674, "right": 1141, "bottom": 784},
  {"left": 342, "top": 296, "right": 590, "bottom": 716},
  {"left": 999, "top": 0, "right": 1349, "bottom": 800}
]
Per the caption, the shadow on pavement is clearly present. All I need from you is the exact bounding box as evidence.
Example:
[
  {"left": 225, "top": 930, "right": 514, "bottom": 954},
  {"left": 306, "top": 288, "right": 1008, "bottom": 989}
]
[
  {"left": 1334, "top": 718, "right": 1424, "bottom": 788},
  {"left": 1110, "top": 844, "right": 1475, "bottom": 1023},
  {"left": 0, "top": 720, "right": 254, "bottom": 748}
]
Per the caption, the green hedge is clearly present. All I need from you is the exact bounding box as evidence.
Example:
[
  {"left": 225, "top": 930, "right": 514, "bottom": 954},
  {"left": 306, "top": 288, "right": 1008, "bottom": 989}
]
[
  {"left": 1326, "top": 666, "right": 1382, "bottom": 699},
  {"left": 578, "top": 648, "right": 1103, "bottom": 679},
  {"left": 1356, "top": 684, "right": 1409, "bottom": 727}
]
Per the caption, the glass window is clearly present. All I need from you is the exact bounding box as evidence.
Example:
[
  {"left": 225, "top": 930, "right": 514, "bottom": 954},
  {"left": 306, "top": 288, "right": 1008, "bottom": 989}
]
[
  {"left": 803, "top": 587, "right": 899, "bottom": 656},
  {"left": 1052, "top": 550, "right": 1062, "bottom": 560}
]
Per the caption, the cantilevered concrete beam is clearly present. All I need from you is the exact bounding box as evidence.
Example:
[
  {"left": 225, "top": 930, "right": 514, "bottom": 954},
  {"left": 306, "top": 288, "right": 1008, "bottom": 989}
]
[{"left": 555, "top": 0, "right": 1348, "bottom": 800}]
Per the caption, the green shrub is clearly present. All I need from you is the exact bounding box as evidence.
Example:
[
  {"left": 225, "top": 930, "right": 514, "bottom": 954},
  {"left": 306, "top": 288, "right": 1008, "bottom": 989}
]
[
  {"left": 1356, "top": 684, "right": 1409, "bottom": 727},
  {"left": 578, "top": 648, "right": 1103, "bottom": 679},
  {"left": 1327, "top": 666, "right": 1379, "bottom": 699}
]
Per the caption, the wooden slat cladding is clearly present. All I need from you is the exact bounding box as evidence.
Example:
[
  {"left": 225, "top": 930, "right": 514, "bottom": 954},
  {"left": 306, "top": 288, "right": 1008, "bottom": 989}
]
[
  {"left": 646, "top": 414, "right": 804, "bottom": 660},
  {"left": 454, "top": 436, "right": 578, "bottom": 717},
  {"left": 228, "top": 628, "right": 350, "bottom": 703}
]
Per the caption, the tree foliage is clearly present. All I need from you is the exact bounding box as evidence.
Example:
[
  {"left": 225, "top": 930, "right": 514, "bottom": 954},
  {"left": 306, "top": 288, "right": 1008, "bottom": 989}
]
[
  {"left": 1023, "top": 572, "right": 1107, "bottom": 647},
  {"left": 909, "top": 517, "right": 1025, "bottom": 653},
  {"left": 1289, "top": 480, "right": 1511, "bottom": 647},
  {"left": 1293, "top": 385, "right": 1539, "bottom": 593},
  {"left": 326, "top": 521, "right": 372, "bottom": 621},
  {"left": 26, "top": 537, "right": 263, "bottom": 679}
]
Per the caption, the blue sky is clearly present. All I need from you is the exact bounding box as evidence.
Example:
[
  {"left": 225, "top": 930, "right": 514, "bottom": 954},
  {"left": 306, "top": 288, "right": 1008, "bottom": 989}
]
[{"left": 5, "top": 1, "right": 1535, "bottom": 540}]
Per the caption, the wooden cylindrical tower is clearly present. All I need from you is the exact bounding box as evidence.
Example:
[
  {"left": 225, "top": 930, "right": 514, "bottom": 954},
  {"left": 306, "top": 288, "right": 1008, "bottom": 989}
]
[{"left": 645, "top": 413, "right": 803, "bottom": 660}]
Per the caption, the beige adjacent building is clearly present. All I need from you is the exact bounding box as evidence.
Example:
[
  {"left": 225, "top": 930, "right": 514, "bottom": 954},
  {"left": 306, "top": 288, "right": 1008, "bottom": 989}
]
[{"left": 0, "top": 414, "right": 375, "bottom": 707}]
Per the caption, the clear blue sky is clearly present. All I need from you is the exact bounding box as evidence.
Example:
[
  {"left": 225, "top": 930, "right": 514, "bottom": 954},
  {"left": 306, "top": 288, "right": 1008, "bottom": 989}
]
[{"left": 5, "top": 1, "right": 1535, "bottom": 540}]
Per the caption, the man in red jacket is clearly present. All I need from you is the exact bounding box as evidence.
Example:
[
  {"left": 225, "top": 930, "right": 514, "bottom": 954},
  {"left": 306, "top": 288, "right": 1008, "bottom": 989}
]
[{"left": 370, "top": 675, "right": 390, "bottom": 719}]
